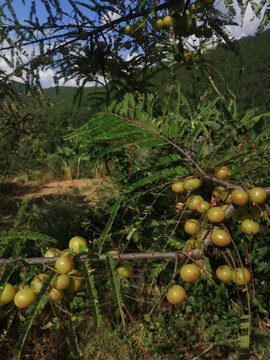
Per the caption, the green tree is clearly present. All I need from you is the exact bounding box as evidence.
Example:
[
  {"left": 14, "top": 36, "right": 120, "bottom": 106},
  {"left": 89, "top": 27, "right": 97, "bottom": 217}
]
[
  {"left": 0, "top": 83, "right": 50, "bottom": 176},
  {"left": 0, "top": 0, "right": 268, "bottom": 96}
]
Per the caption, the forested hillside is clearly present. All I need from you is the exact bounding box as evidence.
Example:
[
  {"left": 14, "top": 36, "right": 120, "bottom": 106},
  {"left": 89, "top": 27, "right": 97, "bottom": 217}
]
[{"left": 44, "top": 29, "right": 270, "bottom": 114}]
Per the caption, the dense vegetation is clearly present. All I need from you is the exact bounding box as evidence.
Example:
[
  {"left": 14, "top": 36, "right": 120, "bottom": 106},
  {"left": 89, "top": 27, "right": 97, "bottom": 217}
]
[
  {"left": 2, "top": 28, "right": 270, "bottom": 182},
  {"left": 0, "top": 1, "right": 270, "bottom": 359}
]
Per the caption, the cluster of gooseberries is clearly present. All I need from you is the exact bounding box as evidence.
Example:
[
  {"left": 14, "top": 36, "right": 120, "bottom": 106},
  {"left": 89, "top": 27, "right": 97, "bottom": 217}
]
[
  {"left": 166, "top": 263, "right": 252, "bottom": 305},
  {"left": 1, "top": 166, "right": 267, "bottom": 309},
  {"left": 123, "top": 0, "right": 215, "bottom": 42},
  {"left": 0, "top": 236, "right": 87, "bottom": 309},
  {"left": 166, "top": 165, "right": 268, "bottom": 304},
  {"left": 0, "top": 236, "right": 135, "bottom": 309}
]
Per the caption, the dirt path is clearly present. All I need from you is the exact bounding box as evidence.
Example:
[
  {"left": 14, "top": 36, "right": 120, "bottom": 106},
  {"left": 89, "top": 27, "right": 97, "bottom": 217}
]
[{"left": 2, "top": 178, "right": 112, "bottom": 202}]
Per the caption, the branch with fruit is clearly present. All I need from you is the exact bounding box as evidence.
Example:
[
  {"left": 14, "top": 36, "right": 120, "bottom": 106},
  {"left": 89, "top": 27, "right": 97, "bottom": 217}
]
[{"left": 0, "top": 183, "right": 268, "bottom": 268}]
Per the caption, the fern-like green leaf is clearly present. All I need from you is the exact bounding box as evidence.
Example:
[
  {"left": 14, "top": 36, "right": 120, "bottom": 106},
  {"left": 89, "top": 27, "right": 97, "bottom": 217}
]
[
  {"left": 14, "top": 272, "right": 56, "bottom": 360},
  {"left": 13, "top": 197, "right": 31, "bottom": 229},
  {"left": 125, "top": 166, "right": 188, "bottom": 192},
  {"left": 62, "top": 298, "right": 82, "bottom": 359},
  {"left": 106, "top": 257, "right": 126, "bottom": 329},
  {"left": 0, "top": 231, "right": 57, "bottom": 244},
  {"left": 81, "top": 263, "right": 101, "bottom": 328},
  {"left": 97, "top": 197, "right": 122, "bottom": 253}
]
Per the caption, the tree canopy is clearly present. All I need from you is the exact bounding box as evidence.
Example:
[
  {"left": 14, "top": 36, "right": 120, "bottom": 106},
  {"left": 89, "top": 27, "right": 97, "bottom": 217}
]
[{"left": 0, "top": 0, "right": 269, "bottom": 91}]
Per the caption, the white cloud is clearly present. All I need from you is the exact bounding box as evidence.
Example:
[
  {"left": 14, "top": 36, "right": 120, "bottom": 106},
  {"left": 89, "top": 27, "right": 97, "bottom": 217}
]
[
  {"left": 101, "top": 9, "right": 121, "bottom": 24},
  {"left": 217, "top": 0, "right": 268, "bottom": 39}
]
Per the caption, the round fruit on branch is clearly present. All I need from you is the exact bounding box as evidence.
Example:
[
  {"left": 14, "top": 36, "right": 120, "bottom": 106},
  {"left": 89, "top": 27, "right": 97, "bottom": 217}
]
[
  {"left": 67, "top": 270, "right": 83, "bottom": 293},
  {"left": 215, "top": 166, "right": 230, "bottom": 180},
  {"left": 52, "top": 274, "right": 71, "bottom": 290},
  {"left": 240, "top": 219, "right": 260, "bottom": 235},
  {"left": 124, "top": 24, "right": 134, "bottom": 35},
  {"left": 249, "top": 187, "right": 267, "bottom": 204},
  {"left": 231, "top": 267, "right": 251, "bottom": 285},
  {"left": 180, "top": 263, "right": 200, "bottom": 282},
  {"left": 31, "top": 273, "right": 49, "bottom": 294},
  {"left": 231, "top": 189, "right": 249, "bottom": 206},
  {"left": 184, "top": 219, "right": 200, "bottom": 235},
  {"left": 163, "top": 15, "right": 173, "bottom": 29},
  {"left": 183, "top": 178, "right": 201, "bottom": 191},
  {"left": 187, "top": 195, "right": 204, "bottom": 210},
  {"left": 117, "top": 261, "right": 133, "bottom": 277},
  {"left": 196, "top": 200, "right": 210, "bottom": 213},
  {"left": 211, "top": 229, "right": 231, "bottom": 247},
  {"left": 49, "top": 288, "right": 65, "bottom": 301},
  {"left": 153, "top": 18, "right": 164, "bottom": 31},
  {"left": 216, "top": 265, "right": 232, "bottom": 283},
  {"left": 0, "top": 283, "right": 16, "bottom": 306},
  {"left": 166, "top": 285, "right": 186, "bottom": 304},
  {"left": 55, "top": 255, "right": 75, "bottom": 274},
  {"left": 69, "top": 236, "right": 88, "bottom": 254},
  {"left": 14, "top": 287, "right": 36, "bottom": 309},
  {"left": 172, "top": 181, "right": 186, "bottom": 194},
  {"left": 207, "top": 207, "right": 226, "bottom": 223}
]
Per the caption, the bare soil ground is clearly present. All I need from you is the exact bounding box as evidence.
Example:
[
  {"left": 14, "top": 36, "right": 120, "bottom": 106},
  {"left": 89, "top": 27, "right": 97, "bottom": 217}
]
[{"left": 1, "top": 178, "right": 112, "bottom": 203}]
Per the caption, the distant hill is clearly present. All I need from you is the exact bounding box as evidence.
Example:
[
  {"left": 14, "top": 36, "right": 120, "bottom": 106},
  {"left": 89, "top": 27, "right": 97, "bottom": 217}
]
[
  {"left": 41, "top": 29, "right": 270, "bottom": 115},
  {"left": 153, "top": 28, "right": 270, "bottom": 114}
]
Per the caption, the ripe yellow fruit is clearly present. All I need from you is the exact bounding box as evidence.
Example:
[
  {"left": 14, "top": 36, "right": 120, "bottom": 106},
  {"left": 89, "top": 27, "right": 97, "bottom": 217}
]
[
  {"left": 215, "top": 166, "right": 230, "bottom": 180},
  {"left": 231, "top": 189, "right": 249, "bottom": 206},
  {"left": 52, "top": 274, "right": 71, "bottom": 290},
  {"left": 180, "top": 264, "right": 200, "bottom": 282},
  {"left": 31, "top": 274, "right": 49, "bottom": 294},
  {"left": 196, "top": 200, "right": 210, "bottom": 213},
  {"left": 166, "top": 285, "right": 186, "bottom": 304},
  {"left": 163, "top": 15, "right": 173, "bottom": 28},
  {"left": 67, "top": 270, "right": 83, "bottom": 293},
  {"left": 124, "top": 24, "right": 134, "bottom": 35},
  {"left": 183, "top": 178, "right": 201, "bottom": 191},
  {"left": 207, "top": 207, "right": 225, "bottom": 223},
  {"left": 49, "top": 288, "right": 65, "bottom": 301},
  {"left": 211, "top": 229, "right": 231, "bottom": 247},
  {"left": 14, "top": 287, "right": 36, "bottom": 308},
  {"left": 172, "top": 181, "right": 186, "bottom": 194},
  {"left": 187, "top": 195, "right": 204, "bottom": 210},
  {"left": 184, "top": 219, "right": 199, "bottom": 235},
  {"left": 216, "top": 265, "right": 232, "bottom": 283},
  {"left": 0, "top": 283, "right": 16, "bottom": 306},
  {"left": 69, "top": 236, "right": 88, "bottom": 254},
  {"left": 117, "top": 262, "right": 133, "bottom": 277},
  {"left": 55, "top": 255, "right": 75, "bottom": 274},
  {"left": 154, "top": 19, "right": 164, "bottom": 30},
  {"left": 232, "top": 268, "right": 251, "bottom": 285},
  {"left": 44, "top": 248, "right": 60, "bottom": 264},
  {"left": 249, "top": 187, "right": 267, "bottom": 204}
]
